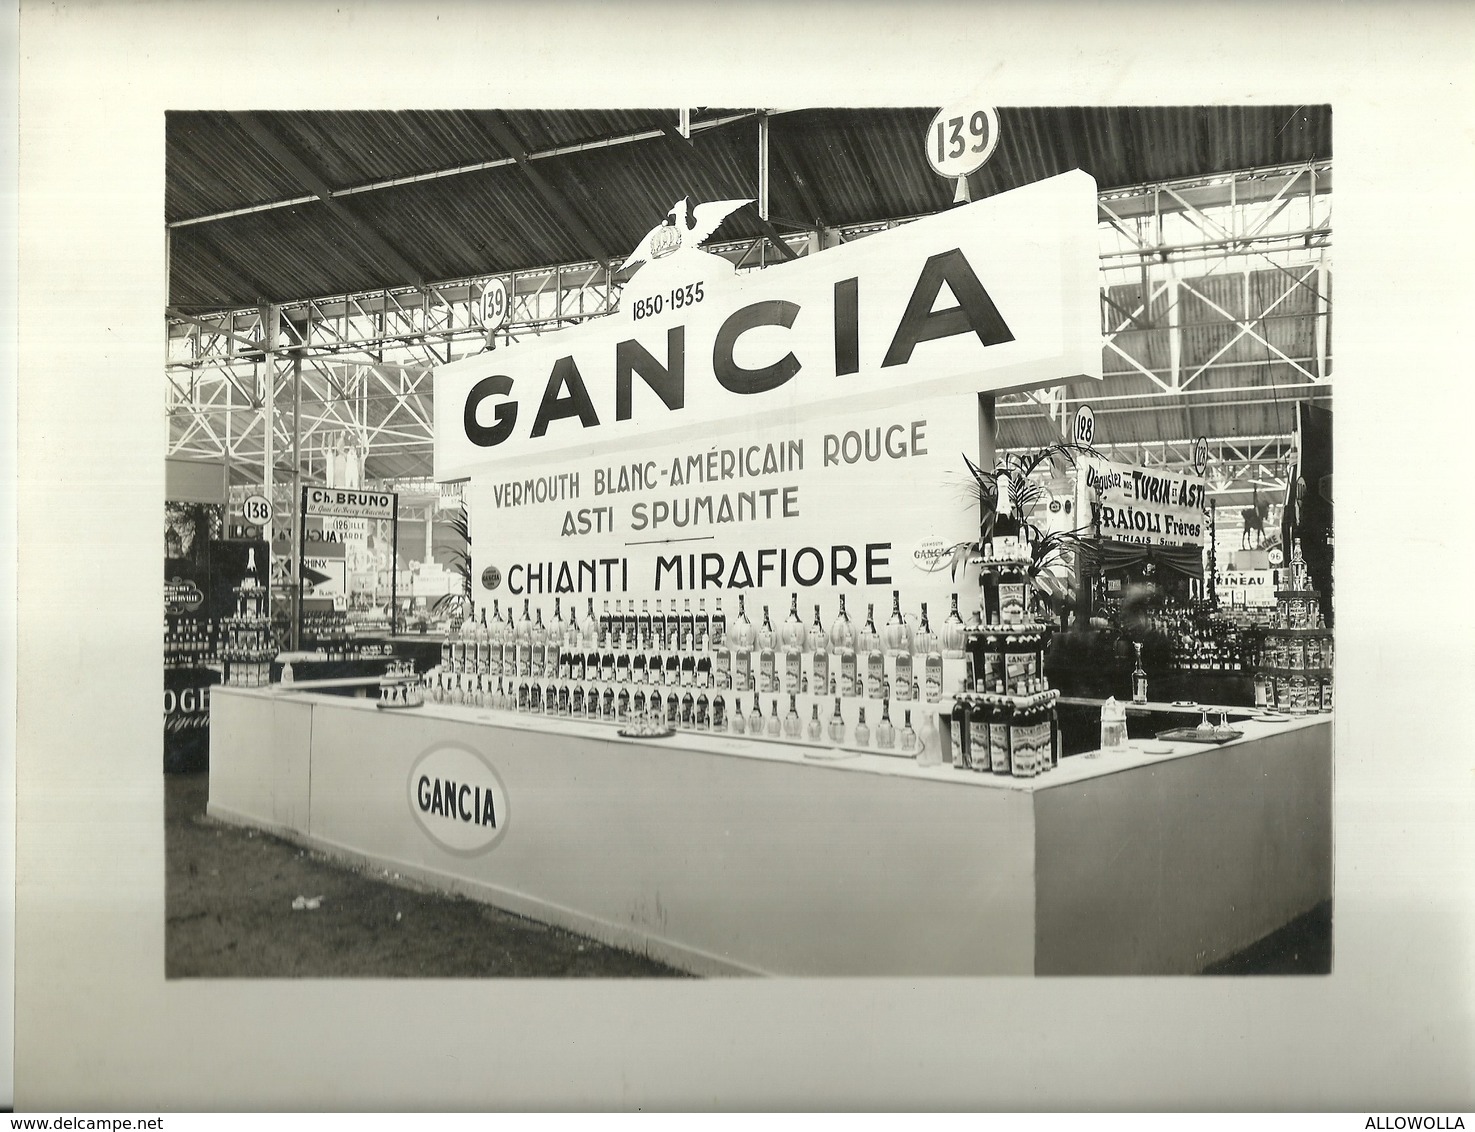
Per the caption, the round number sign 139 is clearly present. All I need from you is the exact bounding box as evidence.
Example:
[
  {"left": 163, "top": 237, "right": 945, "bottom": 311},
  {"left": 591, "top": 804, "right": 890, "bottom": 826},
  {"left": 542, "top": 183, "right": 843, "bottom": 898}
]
[
  {"left": 484, "top": 279, "right": 509, "bottom": 331},
  {"left": 925, "top": 104, "right": 1000, "bottom": 179}
]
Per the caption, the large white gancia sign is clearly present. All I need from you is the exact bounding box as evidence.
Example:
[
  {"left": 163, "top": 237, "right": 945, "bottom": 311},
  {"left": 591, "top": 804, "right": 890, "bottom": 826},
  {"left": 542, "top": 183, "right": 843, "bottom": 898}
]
[{"left": 433, "top": 170, "right": 1101, "bottom": 479}]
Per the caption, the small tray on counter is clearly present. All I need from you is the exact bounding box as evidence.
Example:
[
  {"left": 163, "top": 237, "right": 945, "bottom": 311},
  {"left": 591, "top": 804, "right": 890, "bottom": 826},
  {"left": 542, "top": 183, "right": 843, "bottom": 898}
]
[{"left": 1154, "top": 727, "right": 1243, "bottom": 744}]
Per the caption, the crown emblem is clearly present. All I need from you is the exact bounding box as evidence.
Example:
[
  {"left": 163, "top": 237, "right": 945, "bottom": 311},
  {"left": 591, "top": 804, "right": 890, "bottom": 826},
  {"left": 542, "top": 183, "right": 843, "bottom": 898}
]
[{"left": 650, "top": 225, "right": 682, "bottom": 260}]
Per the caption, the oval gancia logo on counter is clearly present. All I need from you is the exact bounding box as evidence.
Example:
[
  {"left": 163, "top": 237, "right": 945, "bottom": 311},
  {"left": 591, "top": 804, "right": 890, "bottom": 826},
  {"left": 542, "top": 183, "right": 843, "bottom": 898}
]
[{"left": 407, "top": 742, "right": 510, "bottom": 855}]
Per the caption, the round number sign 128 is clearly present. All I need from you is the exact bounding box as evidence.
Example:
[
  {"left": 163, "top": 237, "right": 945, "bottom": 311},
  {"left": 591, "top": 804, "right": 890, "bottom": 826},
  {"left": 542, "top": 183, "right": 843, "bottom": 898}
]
[{"left": 1073, "top": 405, "right": 1096, "bottom": 447}]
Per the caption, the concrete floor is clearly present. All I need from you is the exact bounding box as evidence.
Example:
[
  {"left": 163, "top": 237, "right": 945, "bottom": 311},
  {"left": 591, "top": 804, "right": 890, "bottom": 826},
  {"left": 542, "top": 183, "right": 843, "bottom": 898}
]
[{"left": 166, "top": 771, "right": 1331, "bottom": 977}]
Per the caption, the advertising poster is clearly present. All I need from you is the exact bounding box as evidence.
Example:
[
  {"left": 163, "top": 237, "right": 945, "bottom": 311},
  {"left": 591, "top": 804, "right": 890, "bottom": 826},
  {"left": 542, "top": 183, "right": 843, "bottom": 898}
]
[{"left": 1082, "top": 456, "right": 1210, "bottom": 549}]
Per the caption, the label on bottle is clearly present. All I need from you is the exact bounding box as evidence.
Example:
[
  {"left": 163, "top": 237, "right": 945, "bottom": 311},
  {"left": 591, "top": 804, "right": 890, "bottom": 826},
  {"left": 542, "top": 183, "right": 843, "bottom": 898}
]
[
  {"left": 812, "top": 649, "right": 829, "bottom": 692},
  {"left": 998, "top": 582, "right": 1026, "bottom": 625},
  {"left": 785, "top": 649, "right": 802, "bottom": 694},
  {"left": 1133, "top": 674, "right": 1148, "bottom": 704},
  {"left": 758, "top": 650, "right": 776, "bottom": 693},
  {"left": 713, "top": 647, "right": 732, "bottom": 690},
  {"left": 1008, "top": 721, "right": 1028, "bottom": 777},
  {"left": 711, "top": 696, "right": 726, "bottom": 730},
  {"left": 734, "top": 649, "right": 752, "bottom": 692},
  {"left": 924, "top": 654, "right": 944, "bottom": 702},
  {"left": 969, "top": 719, "right": 990, "bottom": 773},
  {"left": 1275, "top": 676, "right": 1293, "bottom": 711},
  {"left": 1290, "top": 675, "right": 1308, "bottom": 713},
  {"left": 865, "top": 653, "right": 885, "bottom": 699},
  {"left": 990, "top": 721, "right": 1009, "bottom": 773},
  {"left": 950, "top": 716, "right": 967, "bottom": 768},
  {"left": 839, "top": 653, "right": 858, "bottom": 697},
  {"left": 894, "top": 654, "right": 913, "bottom": 699}
]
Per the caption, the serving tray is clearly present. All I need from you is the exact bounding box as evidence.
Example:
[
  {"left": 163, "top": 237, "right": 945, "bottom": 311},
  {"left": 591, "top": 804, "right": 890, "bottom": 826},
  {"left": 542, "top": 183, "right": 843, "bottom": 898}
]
[{"left": 1154, "top": 727, "right": 1243, "bottom": 744}]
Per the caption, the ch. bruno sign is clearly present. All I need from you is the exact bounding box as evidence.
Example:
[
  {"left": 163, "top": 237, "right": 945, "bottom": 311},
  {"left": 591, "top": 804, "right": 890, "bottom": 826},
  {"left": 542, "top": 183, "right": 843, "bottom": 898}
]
[{"left": 433, "top": 170, "right": 1101, "bottom": 481}]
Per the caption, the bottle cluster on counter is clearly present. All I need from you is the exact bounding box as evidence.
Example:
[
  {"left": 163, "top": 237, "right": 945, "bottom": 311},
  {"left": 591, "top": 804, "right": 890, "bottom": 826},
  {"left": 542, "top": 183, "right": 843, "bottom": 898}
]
[
  {"left": 221, "top": 550, "right": 274, "bottom": 687},
  {"left": 945, "top": 540, "right": 1061, "bottom": 778},
  {"left": 425, "top": 589, "right": 973, "bottom": 754},
  {"left": 376, "top": 659, "right": 424, "bottom": 707},
  {"left": 1254, "top": 539, "right": 1333, "bottom": 715}
]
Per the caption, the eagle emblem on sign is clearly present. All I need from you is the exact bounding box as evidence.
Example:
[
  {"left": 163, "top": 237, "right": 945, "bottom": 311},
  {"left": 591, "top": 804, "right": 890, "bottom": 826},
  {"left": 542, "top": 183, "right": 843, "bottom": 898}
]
[{"left": 620, "top": 197, "right": 752, "bottom": 274}]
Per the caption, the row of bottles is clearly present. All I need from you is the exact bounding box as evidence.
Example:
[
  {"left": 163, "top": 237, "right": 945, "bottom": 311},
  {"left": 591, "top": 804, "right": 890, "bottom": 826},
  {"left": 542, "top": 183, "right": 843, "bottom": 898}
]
[
  {"left": 1253, "top": 670, "right": 1333, "bottom": 714},
  {"left": 440, "top": 591, "right": 974, "bottom": 702},
  {"left": 947, "top": 688, "right": 1061, "bottom": 779},
  {"left": 301, "top": 610, "right": 360, "bottom": 657},
  {"left": 164, "top": 615, "right": 218, "bottom": 669},
  {"left": 426, "top": 668, "right": 941, "bottom": 755}
]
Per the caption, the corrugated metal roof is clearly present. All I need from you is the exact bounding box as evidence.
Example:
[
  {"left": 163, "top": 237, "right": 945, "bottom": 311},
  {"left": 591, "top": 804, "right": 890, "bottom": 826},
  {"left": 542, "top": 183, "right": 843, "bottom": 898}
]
[{"left": 166, "top": 105, "right": 1331, "bottom": 311}]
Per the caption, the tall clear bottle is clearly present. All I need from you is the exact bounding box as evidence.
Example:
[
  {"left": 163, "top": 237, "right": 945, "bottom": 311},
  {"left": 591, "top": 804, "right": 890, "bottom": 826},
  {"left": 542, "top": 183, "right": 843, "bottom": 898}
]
[
  {"left": 710, "top": 596, "right": 727, "bottom": 648},
  {"left": 516, "top": 599, "right": 533, "bottom": 678},
  {"left": 808, "top": 603, "right": 829, "bottom": 694},
  {"left": 882, "top": 589, "right": 911, "bottom": 658},
  {"left": 757, "top": 605, "right": 777, "bottom": 694},
  {"left": 458, "top": 601, "right": 478, "bottom": 672},
  {"left": 639, "top": 599, "right": 654, "bottom": 652},
  {"left": 917, "top": 602, "right": 944, "bottom": 702},
  {"left": 730, "top": 593, "right": 756, "bottom": 692},
  {"left": 530, "top": 606, "right": 548, "bottom": 680},
  {"left": 781, "top": 594, "right": 804, "bottom": 694},
  {"left": 681, "top": 598, "right": 696, "bottom": 654},
  {"left": 581, "top": 597, "right": 599, "bottom": 650},
  {"left": 547, "top": 598, "right": 564, "bottom": 678},
  {"left": 829, "top": 595, "right": 857, "bottom": 697},
  {"left": 861, "top": 603, "right": 885, "bottom": 699},
  {"left": 475, "top": 607, "right": 491, "bottom": 676},
  {"left": 1131, "top": 641, "right": 1149, "bottom": 705},
  {"left": 696, "top": 597, "right": 710, "bottom": 653},
  {"left": 941, "top": 592, "right": 968, "bottom": 658},
  {"left": 827, "top": 697, "right": 846, "bottom": 745},
  {"left": 784, "top": 693, "right": 802, "bottom": 739},
  {"left": 875, "top": 689, "right": 896, "bottom": 750},
  {"left": 806, "top": 602, "right": 827, "bottom": 654}
]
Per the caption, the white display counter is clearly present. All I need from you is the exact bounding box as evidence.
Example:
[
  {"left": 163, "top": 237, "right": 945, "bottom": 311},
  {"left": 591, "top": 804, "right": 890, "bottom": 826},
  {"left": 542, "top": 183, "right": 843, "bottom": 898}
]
[{"left": 207, "top": 686, "right": 1332, "bottom": 976}]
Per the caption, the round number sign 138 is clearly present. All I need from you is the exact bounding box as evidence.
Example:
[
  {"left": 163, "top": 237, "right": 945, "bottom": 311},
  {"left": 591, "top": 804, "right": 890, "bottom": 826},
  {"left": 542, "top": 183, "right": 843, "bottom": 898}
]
[{"left": 243, "top": 494, "right": 272, "bottom": 525}]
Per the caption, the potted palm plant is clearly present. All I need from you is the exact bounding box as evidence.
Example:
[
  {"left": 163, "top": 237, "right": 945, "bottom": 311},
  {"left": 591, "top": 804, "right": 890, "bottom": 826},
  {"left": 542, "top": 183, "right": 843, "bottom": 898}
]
[
  {"left": 950, "top": 441, "right": 1102, "bottom": 623},
  {"left": 430, "top": 503, "right": 472, "bottom": 627}
]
